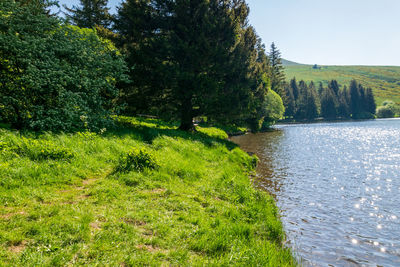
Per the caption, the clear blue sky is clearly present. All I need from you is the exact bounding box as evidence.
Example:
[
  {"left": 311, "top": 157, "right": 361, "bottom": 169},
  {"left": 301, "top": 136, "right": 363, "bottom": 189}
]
[{"left": 56, "top": 0, "right": 400, "bottom": 66}]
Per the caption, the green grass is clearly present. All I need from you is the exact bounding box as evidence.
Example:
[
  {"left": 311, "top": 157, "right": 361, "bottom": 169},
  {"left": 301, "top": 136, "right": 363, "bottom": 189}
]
[
  {"left": 285, "top": 64, "right": 400, "bottom": 105},
  {"left": 0, "top": 117, "right": 295, "bottom": 266}
]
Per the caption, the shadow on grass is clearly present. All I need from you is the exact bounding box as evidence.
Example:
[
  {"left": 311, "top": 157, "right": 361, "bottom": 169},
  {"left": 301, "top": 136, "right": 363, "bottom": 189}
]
[
  {"left": 0, "top": 118, "right": 238, "bottom": 151},
  {"left": 110, "top": 119, "right": 238, "bottom": 151}
]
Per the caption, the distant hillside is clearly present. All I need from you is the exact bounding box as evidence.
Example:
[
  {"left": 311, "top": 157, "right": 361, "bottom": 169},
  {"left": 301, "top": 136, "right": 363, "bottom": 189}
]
[
  {"left": 281, "top": 59, "right": 303, "bottom": 66},
  {"left": 284, "top": 64, "right": 400, "bottom": 105}
]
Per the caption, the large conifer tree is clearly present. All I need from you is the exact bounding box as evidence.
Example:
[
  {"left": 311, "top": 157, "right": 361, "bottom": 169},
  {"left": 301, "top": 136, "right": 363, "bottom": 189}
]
[
  {"left": 269, "top": 42, "right": 286, "bottom": 100},
  {"left": 64, "top": 0, "right": 112, "bottom": 28},
  {"left": 116, "top": 0, "right": 269, "bottom": 131},
  {"left": 320, "top": 87, "right": 337, "bottom": 119}
]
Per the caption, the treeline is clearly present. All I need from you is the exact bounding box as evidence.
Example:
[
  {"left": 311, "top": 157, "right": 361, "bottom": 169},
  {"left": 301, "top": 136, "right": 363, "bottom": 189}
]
[
  {"left": 0, "top": 0, "right": 288, "bottom": 132},
  {"left": 283, "top": 79, "right": 376, "bottom": 121}
]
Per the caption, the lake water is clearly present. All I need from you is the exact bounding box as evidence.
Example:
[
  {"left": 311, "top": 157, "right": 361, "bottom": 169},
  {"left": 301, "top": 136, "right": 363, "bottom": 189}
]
[{"left": 231, "top": 119, "right": 400, "bottom": 266}]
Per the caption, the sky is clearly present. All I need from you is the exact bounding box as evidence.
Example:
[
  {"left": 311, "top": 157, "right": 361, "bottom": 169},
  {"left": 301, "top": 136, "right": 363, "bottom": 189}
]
[{"left": 56, "top": 0, "right": 400, "bottom": 66}]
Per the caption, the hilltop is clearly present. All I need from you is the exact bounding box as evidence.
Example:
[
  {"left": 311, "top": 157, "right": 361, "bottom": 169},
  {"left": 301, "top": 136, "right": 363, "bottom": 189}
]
[{"left": 283, "top": 60, "right": 400, "bottom": 105}]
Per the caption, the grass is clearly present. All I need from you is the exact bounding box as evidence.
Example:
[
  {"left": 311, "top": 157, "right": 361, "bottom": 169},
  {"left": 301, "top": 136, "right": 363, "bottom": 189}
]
[
  {"left": 284, "top": 64, "right": 400, "bottom": 105},
  {"left": 0, "top": 117, "right": 295, "bottom": 266}
]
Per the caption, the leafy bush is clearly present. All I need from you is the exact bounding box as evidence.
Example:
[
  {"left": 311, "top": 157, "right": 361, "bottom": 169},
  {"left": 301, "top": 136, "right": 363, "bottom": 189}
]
[
  {"left": 115, "top": 148, "right": 158, "bottom": 173},
  {"left": 262, "top": 89, "right": 285, "bottom": 129},
  {"left": 376, "top": 106, "right": 395, "bottom": 118},
  {"left": 0, "top": 138, "right": 74, "bottom": 161},
  {"left": 0, "top": 0, "right": 128, "bottom": 131}
]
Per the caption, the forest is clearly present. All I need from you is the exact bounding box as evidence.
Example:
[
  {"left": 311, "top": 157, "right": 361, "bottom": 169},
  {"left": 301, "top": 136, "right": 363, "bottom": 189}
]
[{"left": 283, "top": 79, "right": 377, "bottom": 121}]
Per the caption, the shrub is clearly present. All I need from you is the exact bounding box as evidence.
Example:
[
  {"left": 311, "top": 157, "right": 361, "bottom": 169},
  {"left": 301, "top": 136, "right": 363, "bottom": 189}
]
[
  {"left": 376, "top": 106, "right": 395, "bottom": 118},
  {"left": 115, "top": 148, "right": 158, "bottom": 173},
  {"left": 0, "top": 0, "right": 128, "bottom": 131}
]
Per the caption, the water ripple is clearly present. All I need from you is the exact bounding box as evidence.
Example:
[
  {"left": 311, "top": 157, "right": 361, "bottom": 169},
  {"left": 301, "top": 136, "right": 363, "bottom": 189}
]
[{"left": 231, "top": 119, "right": 400, "bottom": 266}]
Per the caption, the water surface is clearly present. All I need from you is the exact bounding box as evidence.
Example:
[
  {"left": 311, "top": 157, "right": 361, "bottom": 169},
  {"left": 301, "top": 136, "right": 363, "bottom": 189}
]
[{"left": 231, "top": 119, "right": 400, "bottom": 266}]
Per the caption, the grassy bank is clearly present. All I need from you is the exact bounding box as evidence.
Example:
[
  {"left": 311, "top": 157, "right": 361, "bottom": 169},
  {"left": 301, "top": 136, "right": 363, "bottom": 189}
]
[{"left": 0, "top": 117, "right": 294, "bottom": 266}]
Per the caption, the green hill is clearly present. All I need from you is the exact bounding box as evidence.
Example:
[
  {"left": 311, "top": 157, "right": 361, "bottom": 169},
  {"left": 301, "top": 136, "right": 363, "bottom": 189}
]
[{"left": 284, "top": 63, "right": 400, "bottom": 105}]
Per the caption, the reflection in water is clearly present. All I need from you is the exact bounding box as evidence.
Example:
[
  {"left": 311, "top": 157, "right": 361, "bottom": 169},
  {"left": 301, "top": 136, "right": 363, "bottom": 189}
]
[{"left": 231, "top": 119, "right": 400, "bottom": 266}]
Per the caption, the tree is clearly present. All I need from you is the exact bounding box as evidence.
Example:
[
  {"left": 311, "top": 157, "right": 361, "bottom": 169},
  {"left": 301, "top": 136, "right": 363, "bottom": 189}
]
[
  {"left": 337, "top": 87, "right": 350, "bottom": 118},
  {"left": 365, "top": 88, "right": 376, "bottom": 114},
  {"left": 116, "top": 0, "right": 268, "bottom": 131},
  {"left": 269, "top": 42, "right": 286, "bottom": 100},
  {"left": 64, "top": 0, "right": 112, "bottom": 28},
  {"left": 283, "top": 82, "right": 295, "bottom": 118},
  {"left": 294, "top": 80, "right": 318, "bottom": 120},
  {"left": 305, "top": 82, "right": 319, "bottom": 120},
  {"left": 349, "top": 80, "right": 361, "bottom": 117},
  {"left": 328, "top": 80, "right": 340, "bottom": 96},
  {"left": 262, "top": 90, "right": 284, "bottom": 128},
  {"left": 318, "top": 82, "right": 324, "bottom": 96},
  {"left": 320, "top": 87, "right": 337, "bottom": 119},
  {"left": 290, "top": 77, "right": 299, "bottom": 101},
  {"left": 0, "top": 0, "right": 128, "bottom": 131}
]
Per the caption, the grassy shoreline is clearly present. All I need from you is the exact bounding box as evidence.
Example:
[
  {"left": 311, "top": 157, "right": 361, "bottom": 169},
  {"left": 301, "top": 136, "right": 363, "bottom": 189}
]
[{"left": 0, "top": 117, "right": 295, "bottom": 266}]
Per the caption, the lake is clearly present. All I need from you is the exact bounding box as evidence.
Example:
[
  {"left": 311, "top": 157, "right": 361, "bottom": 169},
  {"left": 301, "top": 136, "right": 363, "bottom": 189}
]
[{"left": 231, "top": 119, "right": 400, "bottom": 266}]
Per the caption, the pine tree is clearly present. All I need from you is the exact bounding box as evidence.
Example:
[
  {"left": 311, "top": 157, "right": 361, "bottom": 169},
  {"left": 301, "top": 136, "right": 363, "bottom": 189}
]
[
  {"left": 305, "top": 82, "right": 319, "bottom": 120},
  {"left": 64, "top": 0, "right": 112, "bottom": 28},
  {"left": 320, "top": 87, "right": 337, "bottom": 119},
  {"left": 318, "top": 82, "right": 324, "bottom": 96},
  {"left": 365, "top": 88, "right": 376, "bottom": 114},
  {"left": 269, "top": 42, "right": 286, "bottom": 100},
  {"left": 349, "top": 80, "right": 361, "bottom": 117},
  {"left": 337, "top": 87, "right": 350, "bottom": 118},
  {"left": 328, "top": 80, "right": 340, "bottom": 96},
  {"left": 283, "top": 82, "right": 295, "bottom": 118},
  {"left": 290, "top": 77, "right": 299, "bottom": 101},
  {"left": 116, "top": 0, "right": 264, "bottom": 131}
]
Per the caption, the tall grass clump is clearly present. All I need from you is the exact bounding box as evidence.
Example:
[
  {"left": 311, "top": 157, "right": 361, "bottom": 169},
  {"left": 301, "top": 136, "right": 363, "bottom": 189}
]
[{"left": 115, "top": 147, "right": 158, "bottom": 173}]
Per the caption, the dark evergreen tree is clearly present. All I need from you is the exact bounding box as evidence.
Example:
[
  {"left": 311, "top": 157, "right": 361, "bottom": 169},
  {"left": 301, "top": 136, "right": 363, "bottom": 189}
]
[
  {"left": 290, "top": 77, "right": 299, "bottom": 101},
  {"left": 365, "top": 88, "right": 376, "bottom": 114},
  {"left": 337, "top": 87, "right": 350, "bottom": 118},
  {"left": 349, "top": 80, "right": 361, "bottom": 117},
  {"left": 320, "top": 87, "right": 337, "bottom": 119},
  {"left": 64, "top": 0, "right": 112, "bottom": 28},
  {"left": 115, "top": 0, "right": 267, "bottom": 131},
  {"left": 318, "top": 82, "right": 324, "bottom": 96},
  {"left": 358, "top": 84, "right": 366, "bottom": 112},
  {"left": 283, "top": 82, "right": 295, "bottom": 118},
  {"left": 269, "top": 42, "right": 286, "bottom": 100},
  {"left": 305, "top": 82, "right": 319, "bottom": 120},
  {"left": 294, "top": 80, "right": 318, "bottom": 120},
  {"left": 328, "top": 80, "right": 340, "bottom": 96}
]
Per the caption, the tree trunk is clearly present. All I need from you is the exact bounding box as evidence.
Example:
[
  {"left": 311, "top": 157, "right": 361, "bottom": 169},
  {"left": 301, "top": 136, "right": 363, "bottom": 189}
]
[{"left": 178, "top": 97, "right": 195, "bottom": 131}]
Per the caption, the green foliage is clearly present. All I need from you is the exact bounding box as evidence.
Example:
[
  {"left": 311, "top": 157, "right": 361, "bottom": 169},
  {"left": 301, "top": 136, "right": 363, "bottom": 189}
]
[
  {"left": 293, "top": 81, "right": 319, "bottom": 120},
  {"left": 376, "top": 106, "right": 395, "bottom": 118},
  {"left": 269, "top": 43, "right": 286, "bottom": 100},
  {"left": 64, "top": 0, "right": 113, "bottom": 28},
  {"left": 0, "top": 138, "right": 74, "bottom": 161},
  {"left": 284, "top": 64, "right": 400, "bottom": 105},
  {"left": 376, "top": 100, "right": 399, "bottom": 118},
  {"left": 197, "top": 127, "right": 229, "bottom": 140},
  {"left": 263, "top": 90, "right": 285, "bottom": 127},
  {"left": 115, "top": 147, "right": 158, "bottom": 173},
  {"left": 115, "top": 0, "right": 270, "bottom": 130},
  {"left": 0, "top": 0, "right": 128, "bottom": 131},
  {"left": 320, "top": 87, "right": 338, "bottom": 119},
  {"left": 0, "top": 117, "right": 295, "bottom": 265},
  {"left": 284, "top": 78, "right": 376, "bottom": 121}
]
